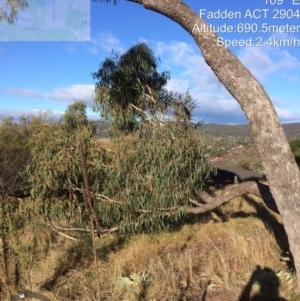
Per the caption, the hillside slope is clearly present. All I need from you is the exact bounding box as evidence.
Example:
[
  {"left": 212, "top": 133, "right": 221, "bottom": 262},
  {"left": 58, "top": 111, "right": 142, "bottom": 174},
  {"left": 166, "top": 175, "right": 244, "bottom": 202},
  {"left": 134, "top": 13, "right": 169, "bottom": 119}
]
[{"left": 93, "top": 121, "right": 300, "bottom": 140}]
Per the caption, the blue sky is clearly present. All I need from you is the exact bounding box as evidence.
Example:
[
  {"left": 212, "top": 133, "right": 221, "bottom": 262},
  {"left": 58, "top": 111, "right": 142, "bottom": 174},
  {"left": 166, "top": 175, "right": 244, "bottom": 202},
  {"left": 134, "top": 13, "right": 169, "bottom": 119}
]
[{"left": 1, "top": 0, "right": 300, "bottom": 124}]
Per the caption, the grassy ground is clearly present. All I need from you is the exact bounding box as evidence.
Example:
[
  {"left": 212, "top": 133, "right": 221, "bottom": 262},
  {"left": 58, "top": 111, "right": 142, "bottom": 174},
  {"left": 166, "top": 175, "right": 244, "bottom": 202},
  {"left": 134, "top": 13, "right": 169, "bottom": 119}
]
[
  {"left": 12, "top": 191, "right": 299, "bottom": 301},
  {"left": 3, "top": 137, "right": 300, "bottom": 301}
]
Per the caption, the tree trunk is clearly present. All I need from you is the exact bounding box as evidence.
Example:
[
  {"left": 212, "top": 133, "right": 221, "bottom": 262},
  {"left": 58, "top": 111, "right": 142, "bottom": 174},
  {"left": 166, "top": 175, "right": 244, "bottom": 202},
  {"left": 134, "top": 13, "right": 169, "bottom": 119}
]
[{"left": 128, "top": 0, "right": 300, "bottom": 291}]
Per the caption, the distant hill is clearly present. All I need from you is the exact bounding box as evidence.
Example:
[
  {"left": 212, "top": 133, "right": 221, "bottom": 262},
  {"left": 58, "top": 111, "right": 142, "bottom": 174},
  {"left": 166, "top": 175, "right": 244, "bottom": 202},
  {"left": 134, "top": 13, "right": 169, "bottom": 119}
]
[
  {"left": 92, "top": 121, "right": 110, "bottom": 138},
  {"left": 92, "top": 121, "right": 300, "bottom": 140},
  {"left": 198, "top": 123, "right": 300, "bottom": 140}
]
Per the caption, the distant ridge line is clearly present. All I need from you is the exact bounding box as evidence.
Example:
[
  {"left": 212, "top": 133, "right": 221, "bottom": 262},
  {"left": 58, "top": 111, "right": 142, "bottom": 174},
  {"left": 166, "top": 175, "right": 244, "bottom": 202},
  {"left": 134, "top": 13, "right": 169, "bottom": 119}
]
[
  {"left": 92, "top": 121, "right": 300, "bottom": 140},
  {"left": 199, "top": 123, "right": 300, "bottom": 140}
]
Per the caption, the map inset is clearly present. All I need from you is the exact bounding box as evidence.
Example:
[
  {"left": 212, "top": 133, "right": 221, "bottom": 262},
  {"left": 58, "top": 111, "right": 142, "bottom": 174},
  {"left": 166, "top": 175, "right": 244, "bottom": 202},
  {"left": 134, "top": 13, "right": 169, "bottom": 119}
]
[{"left": 0, "top": 0, "right": 90, "bottom": 41}]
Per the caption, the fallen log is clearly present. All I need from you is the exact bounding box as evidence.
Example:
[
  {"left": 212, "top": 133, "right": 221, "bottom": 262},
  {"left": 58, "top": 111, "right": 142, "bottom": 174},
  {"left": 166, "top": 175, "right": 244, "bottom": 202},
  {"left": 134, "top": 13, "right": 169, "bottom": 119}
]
[{"left": 187, "top": 181, "right": 278, "bottom": 214}]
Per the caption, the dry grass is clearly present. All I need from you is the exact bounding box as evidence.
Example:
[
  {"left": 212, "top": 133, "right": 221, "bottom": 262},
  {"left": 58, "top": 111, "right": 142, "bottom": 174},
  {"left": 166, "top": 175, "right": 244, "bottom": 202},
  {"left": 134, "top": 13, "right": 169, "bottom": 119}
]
[{"left": 18, "top": 192, "right": 298, "bottom": 301}]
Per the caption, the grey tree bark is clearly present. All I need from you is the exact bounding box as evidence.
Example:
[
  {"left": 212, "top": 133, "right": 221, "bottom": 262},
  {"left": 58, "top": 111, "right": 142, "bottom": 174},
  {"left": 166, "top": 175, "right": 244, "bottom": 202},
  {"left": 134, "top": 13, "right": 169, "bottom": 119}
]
[{"left": 125, "top": 0, "right": 300, "bottom": 291}]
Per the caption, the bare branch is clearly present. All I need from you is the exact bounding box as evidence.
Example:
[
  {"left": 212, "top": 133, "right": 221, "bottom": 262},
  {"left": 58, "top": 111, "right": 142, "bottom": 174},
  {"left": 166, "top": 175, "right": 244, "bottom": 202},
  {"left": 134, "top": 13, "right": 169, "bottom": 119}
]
[
  {"left": 130, "top": 103, "right": 157, "bottom": 126},
  {"left": 50, "top": 228, "right": 79, "bottom": 241},
  {"left": 47, "top": 223, "right": 90, "bottom": 232},
  {"left": 189, "top": 198, "right": 203, "bottom": 206},
  {"left": 186, "top": 181, "right": 278, "bottom": 214},
  {"left": 136, "top": 77, "right": 156, "bottom": 104},
  {"left": 68, "top": 186, "right": 121, "bottom": 204},
  {"left": 47, "top": 223, "right": 119, "bottom": 235},
  {"left": 96, "top": 193, "right": 122, "bottom": 204}
]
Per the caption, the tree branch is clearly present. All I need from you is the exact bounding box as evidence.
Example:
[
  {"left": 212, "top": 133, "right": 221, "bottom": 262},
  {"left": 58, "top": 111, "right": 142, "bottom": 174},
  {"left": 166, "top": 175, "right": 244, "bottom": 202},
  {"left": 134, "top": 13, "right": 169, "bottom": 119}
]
[
  {"left": 186, "top": 181, "right": 278, "bottom": 214},
  {"left": 48, "top": 227, "right": 79, "bottom": 241},
  {"left": 47, "top": 182, "right": 278, "bottom": 242},
  {"left": 130, "top": 103, "right": 157, "bottom": 126},
  {"left": 47, "top": 223, "right": 119, "bottom": 241},
  {"left": 69, "top": 186, "right": 122, "bottom": 204}
]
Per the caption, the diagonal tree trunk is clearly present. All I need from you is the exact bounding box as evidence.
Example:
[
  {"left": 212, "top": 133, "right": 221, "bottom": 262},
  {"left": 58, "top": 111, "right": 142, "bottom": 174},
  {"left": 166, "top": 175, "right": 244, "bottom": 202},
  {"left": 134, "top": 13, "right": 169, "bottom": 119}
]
[{"left": 124, "top": 0, "right": 300, "bottom": 291}]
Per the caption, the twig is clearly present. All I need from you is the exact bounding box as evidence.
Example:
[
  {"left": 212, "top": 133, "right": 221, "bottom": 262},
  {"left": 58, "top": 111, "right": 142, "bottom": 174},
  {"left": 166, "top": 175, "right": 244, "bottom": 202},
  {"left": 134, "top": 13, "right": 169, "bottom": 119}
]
[
  {"left": 189, "top": 198, "right": 202, "bottom": 206},
  {"left": 130, "top": 104, "right": 157, "bottom": 126},
  {"left": 47, "top": 223, "right": 119, "bottom": 235},
  {"left": 67, "top": 186, "right": 121, "bottom": 204},
  {"left": 50, "top": 228, "right": 79, "bottom": 241}
]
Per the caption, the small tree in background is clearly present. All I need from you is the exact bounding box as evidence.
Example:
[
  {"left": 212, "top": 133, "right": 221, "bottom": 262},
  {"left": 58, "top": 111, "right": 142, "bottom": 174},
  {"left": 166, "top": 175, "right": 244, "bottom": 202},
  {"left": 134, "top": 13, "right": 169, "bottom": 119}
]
[
  {"left": 90, "top": 43, "right": 213, "bottom": 232},
  {"left": 92, "top": 43, "right": 172, "bottom": 135}
]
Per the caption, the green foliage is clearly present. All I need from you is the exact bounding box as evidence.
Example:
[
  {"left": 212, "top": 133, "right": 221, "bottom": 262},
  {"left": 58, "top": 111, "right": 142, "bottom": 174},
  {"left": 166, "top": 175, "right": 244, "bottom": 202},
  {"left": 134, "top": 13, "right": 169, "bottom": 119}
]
[
  {"left": 289, "top": 138, "right": 300, "bottom": 167},
  {"left": 27, "top": 101, "right": 213, "bottom": 235},
  {"left": 26, "top": 47, "right": 213, "bottom": 237},
  {"left": 0, "top": 196, "right": 44, "bottom": 288},
  {"left": 101, "top": 121, "right": 214, "bottom": 233},
  {"left": 0, "top": 112, "right": 55, "bottom": 296},
  {"left": 27, "top": 101, "right": 108, "bottom": 225},
  {"left": 92, "top": 43, "right": 171, "bottom": 135}
]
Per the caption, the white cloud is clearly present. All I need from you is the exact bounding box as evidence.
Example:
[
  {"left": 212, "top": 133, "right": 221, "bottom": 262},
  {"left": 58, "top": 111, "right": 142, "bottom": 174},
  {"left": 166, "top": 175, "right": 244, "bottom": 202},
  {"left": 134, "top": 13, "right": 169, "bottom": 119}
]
[
  {"left": 85, "top": 32, "right": 126, "bottom": 55},
  {"left": 237, "top": 44, "right": 300, "bottom": 81},
  {"left": 0, "top": 108, "right": 99, "bottom": 121},
  {"left": 166, "top": 78, "right": 191, "bottom": 94},
  {"left": 0, "top": 84, "right": 95, "bottom": 105},
  {"left": 44, "top": 84, "right": 95, "bottom": 105},
  {"left": 276, "top": 107, "right": 300, "bottom": 123},
  {"left": 0, "top": 108, "right": 62, "bottom": 120},
  {"left": 147, "top": 39, "right": 300, "bottom": 124},
  {"left": 0, "top": 87, "right": 42, "bottom": 98},
  {"left": 191, "top": 93, "right": 247, "bottom": 124},
  {"left": 154, "top": 41, "right": 222, "bottom": 92}
]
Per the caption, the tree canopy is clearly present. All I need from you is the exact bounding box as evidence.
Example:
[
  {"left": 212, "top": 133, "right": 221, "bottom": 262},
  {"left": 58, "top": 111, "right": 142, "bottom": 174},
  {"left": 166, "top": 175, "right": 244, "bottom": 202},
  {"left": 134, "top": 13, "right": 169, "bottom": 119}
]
[
  {"left": 27, "top": 100, "right": 214, "bottom": 234},
  {"left": 92, "top": 43, "right": 172, "bottom": 135}
]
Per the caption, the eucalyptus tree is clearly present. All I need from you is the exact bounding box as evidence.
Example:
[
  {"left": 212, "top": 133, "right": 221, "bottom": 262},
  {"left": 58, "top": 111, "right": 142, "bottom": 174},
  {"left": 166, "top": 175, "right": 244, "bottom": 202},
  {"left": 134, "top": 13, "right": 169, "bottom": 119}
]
[
  {"left": 27, "top": 99, "right": 213, "bottom": 233},
  {"left": 92, "top": 43, "right": 172, "bottom": 135},
  {"left": 28, "top": 101, "right": 108, "bottom": 299},
  {"left": 27, "top": 99, "right": 215, "bottom": 300},
  {"left": 99, "top": 117, "right": 215, "bottom": 234},
  {"left": 97, "top": 0, "right": 300, "bottom": 291},
  {"left": 28, "top": 101, "right": 109, "bottom": 233}
]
